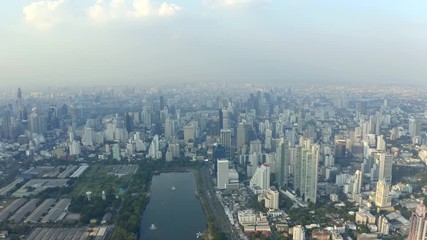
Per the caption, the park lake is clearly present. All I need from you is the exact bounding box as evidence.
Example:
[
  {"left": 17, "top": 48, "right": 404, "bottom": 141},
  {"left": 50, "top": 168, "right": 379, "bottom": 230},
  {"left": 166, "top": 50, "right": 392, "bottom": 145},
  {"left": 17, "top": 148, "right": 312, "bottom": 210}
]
[{"left": 139, "top": 172, "right": 207, "bottom": 239}]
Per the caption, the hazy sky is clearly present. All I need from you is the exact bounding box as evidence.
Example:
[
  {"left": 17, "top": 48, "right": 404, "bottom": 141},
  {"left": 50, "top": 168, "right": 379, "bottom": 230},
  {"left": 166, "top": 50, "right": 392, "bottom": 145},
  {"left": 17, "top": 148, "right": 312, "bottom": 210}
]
[{"left": 1, "top": 0, "right": 427, "bottom": 87}]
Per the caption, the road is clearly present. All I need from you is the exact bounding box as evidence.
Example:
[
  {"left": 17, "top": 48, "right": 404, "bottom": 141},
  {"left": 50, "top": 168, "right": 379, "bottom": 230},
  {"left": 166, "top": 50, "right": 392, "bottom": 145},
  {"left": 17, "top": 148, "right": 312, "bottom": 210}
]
[{"left": 199, "top": 165, "right": 240, "bottom": 240}]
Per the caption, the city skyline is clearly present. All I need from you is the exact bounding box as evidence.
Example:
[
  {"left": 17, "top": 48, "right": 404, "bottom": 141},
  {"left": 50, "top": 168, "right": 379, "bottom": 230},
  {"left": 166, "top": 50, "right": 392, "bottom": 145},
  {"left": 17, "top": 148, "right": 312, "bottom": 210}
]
[{"left": 1, "top": 0, "right": 427, "bottom": 87}]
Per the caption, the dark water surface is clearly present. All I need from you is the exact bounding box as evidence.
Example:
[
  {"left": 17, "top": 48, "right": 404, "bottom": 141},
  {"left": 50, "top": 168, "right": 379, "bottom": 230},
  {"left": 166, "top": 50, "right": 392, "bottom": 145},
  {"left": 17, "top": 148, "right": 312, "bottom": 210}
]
[{"left": 140, "top": 172, "right": 207, "bottom": 240}]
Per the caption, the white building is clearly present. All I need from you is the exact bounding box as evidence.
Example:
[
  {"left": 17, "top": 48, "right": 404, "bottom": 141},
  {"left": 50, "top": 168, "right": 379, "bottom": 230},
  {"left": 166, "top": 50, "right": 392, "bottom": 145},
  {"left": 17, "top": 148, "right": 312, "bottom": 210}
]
[
  {"left": 375, "top": 179, "right": 391, "bottom": 208},
  {"left": 265, "top": 188, "right": 279, "bottom": 210},
  {"left": 293, "top": 225, "right": 306, "bottom": 240},
  {"left": 147, "top": 135, "right": 162, "bottom": 159},
  {"left": 69, "top": 140, "right": 81, "bottom": 156},
  {"left": 217, "top": 159, "right": 229, "bottom": 190},
  {"left": 82, "top": 127, "right": 94, "bottom": 146},
  {"left": 378, "top": 152, "right": 393, "bottom": 185},
  {"left": 250, "top": 164, "right": 270, "bottom": 194}
]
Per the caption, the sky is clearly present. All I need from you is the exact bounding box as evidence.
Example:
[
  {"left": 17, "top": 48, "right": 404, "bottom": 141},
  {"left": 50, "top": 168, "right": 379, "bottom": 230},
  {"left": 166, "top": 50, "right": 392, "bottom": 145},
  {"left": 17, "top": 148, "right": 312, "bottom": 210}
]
[{"left": 1, "top": 0, "right": 427, "bottom": 87}]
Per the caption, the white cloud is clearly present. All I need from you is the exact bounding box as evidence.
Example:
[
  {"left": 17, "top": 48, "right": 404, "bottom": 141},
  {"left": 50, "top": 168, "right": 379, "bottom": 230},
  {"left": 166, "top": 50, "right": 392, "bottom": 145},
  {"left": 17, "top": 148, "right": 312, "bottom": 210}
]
[
  {"left": 23, "top": 0, "right": 65, "bottom": 30},
  {"left": 132, "top": 0, "right": 152, "bottom": 18},
  {"left": 206, "top": 0, "right": 270, "bottom": 8},
  {"left": 87, "top": 0, "right": 108, "bottom": 23},
  {"left": 87, "top": 0, "right": 181, "bottom": 23},
  {"left": 158, "top": 3, "right": 181, "bottom": 17}
]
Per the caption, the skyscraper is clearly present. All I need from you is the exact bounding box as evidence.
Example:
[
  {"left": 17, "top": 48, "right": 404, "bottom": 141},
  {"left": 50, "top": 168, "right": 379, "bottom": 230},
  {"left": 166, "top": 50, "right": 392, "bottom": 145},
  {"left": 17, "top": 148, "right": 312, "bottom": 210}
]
[
  {"left": 376, "top": 135, "right": 386, "bottom": 151},
  {"left": 164, "top": 118, "right": 177, "bottom": 140},
  {"left": 276, "top": 138, "right": 290, "bottom": 188},
  {"left": 293, "top": 137, "right": 319, "bottom": 203},
  {"left": 408, "top": 201, "right": 427, "bottom": 240},
  {"left": 250, "top": 164, "right": 270, "bottom": 194},
  {"left": 183, "top": 122, "right": 197, "bottom": 143},
  {"left": 217, "top": 159, "right": 229, "bottom": 190},
  {"left": 351, "top": 170, "right": 362, "bottom": 200},
  {"left": 218, "top": 108, "right": 223, "bottom": 131},
  {"left": 249, "top": 139, "right": 262, "bottom": 154},
  {"left": 29, "top": 109, "right": 47, "bottom": 136},
  {"left": 82, "top": 127, "right": 94, "bottom": 146},
  {"left": 378, "top": 153, "right": 393, "bottom": 185},
  {"left": 219, "top": 129, "right": 232, "bottom": 158},
  {"left": 237, "top": 122, "right": 248, "bottom": 151},
  {"left": 148, "top": 135, "right": 161, "bottom": 159},
  {"left": 264, "top": 187, "right": 279, "bottom": 210},
  {"left": 222, "top": 109, "right": 229, "bottom": 130},
  {"left": 409, "top": 117, "right": 421, "bottom": 138},
  {"left": 112, "top": 143, "right": 121, "bottom": 161},
  {"left": 375, "top": 179, "right": 391, "bottom": 209}
]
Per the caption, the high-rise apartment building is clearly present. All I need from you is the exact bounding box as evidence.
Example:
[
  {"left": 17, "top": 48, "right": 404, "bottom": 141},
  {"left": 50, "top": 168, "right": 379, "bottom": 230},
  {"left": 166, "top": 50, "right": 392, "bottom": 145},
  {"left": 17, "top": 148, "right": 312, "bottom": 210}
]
[
  {"left": 409, "top": 117, "right": 421, "bottom": 138},
  {"left": 293, "top": 137, "right": 319, "bottom": 203},
  {"left": 264, "top": 188, "right": 279, "bottom": 210},
  {"left": 375, "top": 179, "right": 391, "bottom": 208},
  {"left": 408, "top": 201, "right": 427, "bottom": 240},
  {"left": 250, "top": 164, "right": 270, "bottom": 194}
]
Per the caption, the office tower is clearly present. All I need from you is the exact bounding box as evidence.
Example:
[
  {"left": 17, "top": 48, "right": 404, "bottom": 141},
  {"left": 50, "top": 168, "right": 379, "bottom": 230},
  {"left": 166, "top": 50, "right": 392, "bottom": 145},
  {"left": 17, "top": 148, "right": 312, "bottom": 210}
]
[
  {"left": 265, "top": 153, "right": 275, "bottom": 172},
  {"left": 250, "top": 164, "right": 270, "bottom": 194},
  {"left": 297, "top": 111, "right": 303, "bottom": 133},
  {"left": 237, "top": 122, "right": 248, "bottom": 150},
  {"left": 183, "top": 123, "right": 197, "bottom": 143},
  {"left": 115, "top": 128, "right": 128, "bottom": 143},
  {"left": 357, "top": 101, "right": 368, "bottom": 115},
  {"left": 105, "top": 123, "right": 116, "bottom": 141},
  {"left": 17, "top": 88, "right": 22, "bottom": 108},
  {"left": 378, "top": 153, "right": 393, "bottom": 185},
  {"left": 351, "top": 170, "right": 362, "bottom": 199},
  {"left": 293, "top": 137, "right": 319, "bottom": 203},
  {"left": 126, "top": 143, "right": 135, "bottom": 156},
  {"left": 218, "top": 109, "right": 223, "bottom": 131},
  {"left": 219, "top": 129, "right": 232, "bottom": 158},
  {"left": 265, "top": 128, "right": 272, "bottom": 150},
  {"left": 375, "top": 179, "right": 391, "bottom": 208},
  {"left": 324, "top": 154, "right": 334, "bottom": 167},
  {"left": 29, "top": 110, "right": 47, "bottom": 136},
  {"left": 276, "top": 139, "right": 289, "bottom": 188},
  {"left": 82, "top": 127, "right": 94, "bottom": 146},
  {"left": 159, "top": 95, "right": 165, "bottom": 110},
  {"left": 293, "top": 225, "right": 306, "bottom": 240},
  {"left": 148, "top": 135, "right": 161, "bottom": 159},
  {"left": 141, "top": 107, "right": 152, "bottom": 127},
  {"left": 248, "top": 152, "right": 261, "bottom": 176},
  {"left": 69, "top": 140, "right": 81, "bottom": 156},
  {"left": 112, "top": 143, "right": 121, "bottom": 161},
  {"left": 217, "top": 159, "right": 229, "bottom": 190},
  {"left": 409, "top": 118, "right": 421, "bottom": 138},
  {"left": 377, "top": 215, "right": 390, "bottom": 235},
  {"left": 222, "top": 109, "right": 229, "bottom": 130},
  {"left": 1, "top": 110, "right": 11, "bottom": 139},
  {"left": 408, "top": 202, "right": 427, "bottom": 240},
  {"left": 164, "top": 118, "right": 177, "bottom": 140},
  {"left": 334, "top": 139, "right": 346, "bottom": 159},
  {"left": 377, "top": 135, "right": 386, "bottom": 151},
  {"left": 124, "top": 112, "right": 134, "bottom": 133},
  {"left": 165, "top": 149, "right": 173, "bottom": 162},
  {"left": 249, "top": 139, "right": 262, "bottom": 154},
  {"left": 68, "top": 127, "right": 75, "bottom": 142},
  {"left": 264, "top": 187, "right": 279, "bottom": 210}
]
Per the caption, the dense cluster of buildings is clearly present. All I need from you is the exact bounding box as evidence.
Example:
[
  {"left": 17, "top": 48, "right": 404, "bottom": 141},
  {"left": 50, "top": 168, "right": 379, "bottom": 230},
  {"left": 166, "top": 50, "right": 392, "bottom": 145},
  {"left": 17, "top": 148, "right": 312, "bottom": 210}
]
[{"left": 1, "top": 84, "right": 427, "bottom": 239}]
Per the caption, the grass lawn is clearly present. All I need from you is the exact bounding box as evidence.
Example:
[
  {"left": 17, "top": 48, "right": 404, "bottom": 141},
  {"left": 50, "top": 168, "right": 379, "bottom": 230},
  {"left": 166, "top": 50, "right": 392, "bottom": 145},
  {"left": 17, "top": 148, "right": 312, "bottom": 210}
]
[{"left": 70, "top": 165, "right": 133, "bottom": 198}]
